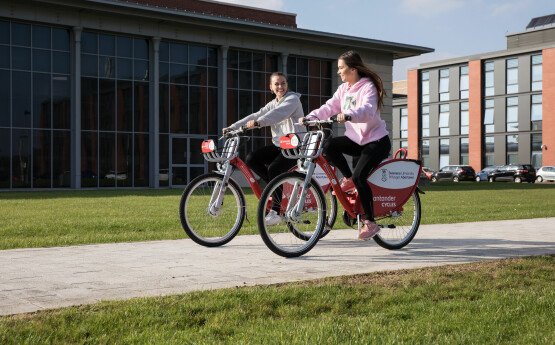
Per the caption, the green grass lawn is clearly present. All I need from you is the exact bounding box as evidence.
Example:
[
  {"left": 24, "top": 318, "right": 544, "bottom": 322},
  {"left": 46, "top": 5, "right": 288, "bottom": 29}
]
[
  {"left": 1, "top": 255, "right": 553, "bottom": 344},
  {"left": 1, "top": 182, "right": 554, "bottom": 250}
]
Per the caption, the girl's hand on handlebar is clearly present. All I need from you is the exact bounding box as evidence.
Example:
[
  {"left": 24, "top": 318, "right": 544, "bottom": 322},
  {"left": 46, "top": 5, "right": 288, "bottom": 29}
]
[
  {"left": 336, "top": 113, "right": 349, "bottom": 123},
  {"left": 222, "top": 127, "right": 230, "bottom": 134}
]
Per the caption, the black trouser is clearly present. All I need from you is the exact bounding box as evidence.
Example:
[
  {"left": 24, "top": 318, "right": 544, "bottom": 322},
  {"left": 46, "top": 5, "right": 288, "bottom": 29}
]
[
  {"left": 322, "top": 135, "right": 391, "bottom": 221},
  {"left": 246, "top": 145, "right": 295, "bottom": 212}
]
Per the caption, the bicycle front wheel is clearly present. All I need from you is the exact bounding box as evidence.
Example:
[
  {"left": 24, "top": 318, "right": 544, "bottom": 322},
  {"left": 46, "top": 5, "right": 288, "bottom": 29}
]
[
  {"left": 373, "top": 191, "right": 421, "bottom": 250},
  {"left": 257, "top": 172, "right": 326, "bottom": 258},
  {"left": 179, "top": 173, "right": 246, "bottom": 247}
]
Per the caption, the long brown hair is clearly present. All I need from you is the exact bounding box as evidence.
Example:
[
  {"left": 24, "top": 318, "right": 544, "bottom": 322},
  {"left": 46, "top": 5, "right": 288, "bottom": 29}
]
[{"left": 339, "top": 50, "right": 385, "bottom": 110}]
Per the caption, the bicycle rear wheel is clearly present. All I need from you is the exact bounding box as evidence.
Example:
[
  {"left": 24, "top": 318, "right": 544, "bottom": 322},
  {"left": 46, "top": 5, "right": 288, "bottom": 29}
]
[
  {"left": 373, "top": 191, "right": 421, "bottom": 249},
  {"left": 257, "top": 171, "right": 326, "bottom": 258},
  {"left": 179, "top": 173, "right": 246, "bottom": 247}
]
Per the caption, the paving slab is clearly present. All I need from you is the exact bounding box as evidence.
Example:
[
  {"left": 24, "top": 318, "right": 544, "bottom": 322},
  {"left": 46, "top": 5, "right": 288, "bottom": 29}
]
[{"left": 1, "top": 218, "right": 554, "bottom": 316}]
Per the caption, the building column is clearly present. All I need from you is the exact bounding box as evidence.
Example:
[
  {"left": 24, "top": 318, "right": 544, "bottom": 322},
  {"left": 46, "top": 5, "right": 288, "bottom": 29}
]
[
  {"left": 543, "top": 48, "right": 555, "bottom": 166},
  {"left": 219, "top": 46, "right": 229, "bottom": 131},
  {"left": 71, "top": 27, "right": 82, "bottom": 189},
  {"left": 468, "top": 59, "right": 483, "bottom": 171},
  {"left": 281, "top": 53, "right": 288, "bottom": 74},
  {"left": 407, "top": 69, "right": 419, "bottom": 160},
  {"left": 151, "top": 37, "right": 160, "bottom": 188}
]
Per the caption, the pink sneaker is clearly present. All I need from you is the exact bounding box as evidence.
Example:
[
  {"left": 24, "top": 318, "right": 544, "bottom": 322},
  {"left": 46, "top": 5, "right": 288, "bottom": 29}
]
[
  {"left": 358, "top": 220, "right": 380, "bottom": 241},
  {"left": 340, "top": 178, "right": 356, "bottom": 192}
]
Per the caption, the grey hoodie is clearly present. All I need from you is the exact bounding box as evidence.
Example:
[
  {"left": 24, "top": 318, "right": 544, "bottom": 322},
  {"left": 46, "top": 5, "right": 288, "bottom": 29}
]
[{"left": 229, "top": 91, "right": 305, "bottom": 146}]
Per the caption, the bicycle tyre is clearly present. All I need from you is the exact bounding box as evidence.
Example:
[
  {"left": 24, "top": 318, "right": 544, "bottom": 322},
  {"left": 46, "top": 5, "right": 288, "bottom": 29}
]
[
  {"left": 257, "top": 171, "right": 326, "bottom": 258},
  {"left": 373, "top": 191, "right": 421, "bottom": 250},
  {"left": 319, "top": 189, "right": 337, "bottom": 238},
  {"left": 179, "top": 173, "right": 246, "bottom": 247}
]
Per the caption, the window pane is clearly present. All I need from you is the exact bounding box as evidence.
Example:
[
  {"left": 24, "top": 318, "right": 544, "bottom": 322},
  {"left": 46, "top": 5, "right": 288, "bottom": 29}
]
[
  {"left": 99, "top": 79, "right": 115, "bottom": 131},
  {"left": 12, "top": 71, "right": 32, "bottom": 128},
  {"left": 33, "top": 130, "right": 51, "bottom": 188},
  {"left": 12, "top": 129, "right": 31, "bottom": 188},
  {"left": 53, "top": 130, "right": 71, "bottom": 187},
  {"left": 53, "top": 52, "right": 70, "bottom": 74},
  {"left": 82, "top": 32, "right": 98, "bottom": 54},
  {"left": 134, "top": 38, "right": 148, "bottom": 60},
  {"left": 53, "top": 75, "right": 71, "bottom": 129},
  {"left": 99, "top": 34, "right": 115, "bottom": 56},
  {"left": 33, "top": 73, "right": 51, "bottom": 129},
  {"left": 52, "top": 28, "right": 70, "bottom": 51},
  {"left": 117, "top": 36, "right": 132, "bottom": 58},
  {"left": 0, "top": 70, "right": 9, "bottom": 127},
  {"left": 134, "top": 82, "right": 149, "bottom": 132},
  {"left": 12, "top": 47, "right": 31, "bottom": 70},
  {"left": 32, "top": 26, "right": 50, "bottom": 49},
  {"left": 134, "top": 134, "right": 149, "bottom": 186},
  {"left": 12, "top": 22, "right": 31, "bottom": 46},
  {"left": 189, "top": 45, "right": 207, "bottom": 66},
  {"left": 117, "top": 80, "right": 132, "bottom": 132},
  {"left": 170, "top": 43, "right": 187, "bottom": 64}
]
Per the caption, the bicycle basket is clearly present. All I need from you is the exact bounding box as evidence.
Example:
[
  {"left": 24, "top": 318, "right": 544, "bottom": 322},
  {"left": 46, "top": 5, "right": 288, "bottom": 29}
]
[
  {"left": 202, "top": 137, "right": 240, "bottom": 162},
  {"left": 280, "top": 131, "right": 324, "bottom": 159}
]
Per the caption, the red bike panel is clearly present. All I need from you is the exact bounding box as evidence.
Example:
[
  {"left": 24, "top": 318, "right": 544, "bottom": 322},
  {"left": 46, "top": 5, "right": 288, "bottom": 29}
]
[{"left": 368, "top": 159, "right": 421, "bottom": 217}]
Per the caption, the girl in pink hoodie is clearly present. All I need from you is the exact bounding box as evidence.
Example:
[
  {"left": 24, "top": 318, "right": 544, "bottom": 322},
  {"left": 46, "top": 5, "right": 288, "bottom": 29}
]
[{"left": 301, "top": 51, "right": 391, "bottom": 241}]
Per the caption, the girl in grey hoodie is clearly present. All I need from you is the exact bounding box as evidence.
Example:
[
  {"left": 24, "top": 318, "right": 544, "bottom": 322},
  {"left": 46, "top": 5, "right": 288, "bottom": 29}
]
[{"left": 224, "top": 72, "right": 305, "bottom": 225}]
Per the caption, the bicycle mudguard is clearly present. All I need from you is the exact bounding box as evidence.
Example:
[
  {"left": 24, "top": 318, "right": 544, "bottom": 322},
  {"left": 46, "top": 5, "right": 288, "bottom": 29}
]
[{"left": 367, "top": 159, "right": 422, "bottom": 217}]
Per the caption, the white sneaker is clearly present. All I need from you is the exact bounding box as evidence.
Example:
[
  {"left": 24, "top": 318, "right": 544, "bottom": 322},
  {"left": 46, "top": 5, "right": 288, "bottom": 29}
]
[{"left": 265, "top": 210, "right": 282, "bottom": 226}]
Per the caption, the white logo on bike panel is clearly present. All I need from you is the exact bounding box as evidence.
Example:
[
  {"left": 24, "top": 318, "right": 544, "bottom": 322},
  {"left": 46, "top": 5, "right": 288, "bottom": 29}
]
[{"left": 368, "top": 161, "right": 419, "bottom": 189}]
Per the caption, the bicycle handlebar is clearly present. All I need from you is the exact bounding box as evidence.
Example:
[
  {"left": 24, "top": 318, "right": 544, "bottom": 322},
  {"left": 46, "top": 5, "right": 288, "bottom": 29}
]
[
  {"left": 297, "top": 115, "right": 352, "bottom": 127},
  {"left": 221, "top": 125, "right": 256, "bottom": 140}
]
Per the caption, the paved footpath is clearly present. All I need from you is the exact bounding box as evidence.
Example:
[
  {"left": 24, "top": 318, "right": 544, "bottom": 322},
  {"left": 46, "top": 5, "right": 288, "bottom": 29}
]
[{"left": 1, "top": 218, "right": 554, "bottom": 316}]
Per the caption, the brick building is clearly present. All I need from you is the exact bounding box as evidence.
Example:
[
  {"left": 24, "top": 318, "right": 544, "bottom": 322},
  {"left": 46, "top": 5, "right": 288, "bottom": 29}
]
[{"left": 392, "top": 17, "right": 554, "bottom": 172}]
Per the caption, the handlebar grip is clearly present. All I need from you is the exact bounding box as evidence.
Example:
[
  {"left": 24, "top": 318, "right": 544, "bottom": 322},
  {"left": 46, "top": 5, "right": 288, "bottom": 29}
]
[{"left": 344, "top": 115, "right": 351, "bottom": 121}]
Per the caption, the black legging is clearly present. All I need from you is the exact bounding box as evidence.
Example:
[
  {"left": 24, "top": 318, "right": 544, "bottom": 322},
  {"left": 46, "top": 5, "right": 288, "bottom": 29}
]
[
  {"left": 322, "top": 135, "right": 391, "bottom": 222},
  {"left": 246, "top": 144, "right": 296, "bottom": 212}
]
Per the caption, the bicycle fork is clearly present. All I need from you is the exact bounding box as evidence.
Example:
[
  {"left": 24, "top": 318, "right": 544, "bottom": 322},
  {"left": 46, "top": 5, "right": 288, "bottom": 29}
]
[
  {"left": 284, "top": 159, "right": 316, "bottom": 223},
  {"left": 207, "top": 163, "right": 233, "bottom": 216}
]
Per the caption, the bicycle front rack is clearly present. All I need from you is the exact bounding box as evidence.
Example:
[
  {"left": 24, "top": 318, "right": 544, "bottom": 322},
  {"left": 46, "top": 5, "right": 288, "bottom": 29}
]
[
  {"left": 281, "top": 131, "right": 325, "bottom": 160},
  {"left": 203, "top": 136, "right": 240, "bottom": 162}
]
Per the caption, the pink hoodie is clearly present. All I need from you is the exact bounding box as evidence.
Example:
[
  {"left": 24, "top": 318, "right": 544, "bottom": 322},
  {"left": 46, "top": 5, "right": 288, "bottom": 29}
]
[{"left": 307, "top": 77, "right": 389, "bottom": 146}]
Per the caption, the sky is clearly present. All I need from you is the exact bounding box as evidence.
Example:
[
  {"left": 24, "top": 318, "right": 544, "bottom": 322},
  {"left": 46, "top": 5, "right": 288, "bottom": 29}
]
[{"left": 214, "top": 0, "right": 555, "bottom": 81}]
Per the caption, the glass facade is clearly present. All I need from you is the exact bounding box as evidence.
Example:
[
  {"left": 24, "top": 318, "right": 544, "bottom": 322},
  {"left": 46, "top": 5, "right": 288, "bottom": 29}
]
[
  {"left": 160, "top": 41, "right": 218, "bottom": 186},
  {"left": 506, "top": 97, "right": 518, "bottom": 132},
  {"left": 287, "top": 56, "right": 333, "bottom": 115},
  {"left": 531, "top": 94, "right": 542, "bottom": 130},
  {"left": 81, "top": 31, "right": 150, "bottom": 188},
  {"left": 506, "top": 134, "right": 518, "bottom": 164},
  {"left": 0, "top": 17, "right": 335, "bottom": 190},
  {"left": 421, "top": 105, "right": 429, "bottom": 137},
  {"left": 0, "top": 20, "right": 71, "bottom": 189},
  {"left": 484, "top": 136, "right": 494, "bottom": 166}
]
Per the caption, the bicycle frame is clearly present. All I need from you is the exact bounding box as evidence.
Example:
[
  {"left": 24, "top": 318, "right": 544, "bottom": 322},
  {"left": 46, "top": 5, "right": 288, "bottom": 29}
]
[{"left": 281, "top": 129, "right": 422, "bottom": 224}]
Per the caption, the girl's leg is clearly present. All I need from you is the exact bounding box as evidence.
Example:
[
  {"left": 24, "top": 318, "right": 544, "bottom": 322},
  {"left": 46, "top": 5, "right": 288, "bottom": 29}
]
[
  {"left": 246, "top": 145, "right": 280, "bottom": 183},
  {"left": 322, "top": 136, "right": 365, "bottom": 178},
  {"left": 352, "top": 136, "right": 391, "bottom": 222}
]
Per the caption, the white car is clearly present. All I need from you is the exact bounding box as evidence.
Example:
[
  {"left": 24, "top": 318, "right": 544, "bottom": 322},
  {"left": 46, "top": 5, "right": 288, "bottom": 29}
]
[{"left": 536, "top": 166, "right": 555, "bottom": 182}]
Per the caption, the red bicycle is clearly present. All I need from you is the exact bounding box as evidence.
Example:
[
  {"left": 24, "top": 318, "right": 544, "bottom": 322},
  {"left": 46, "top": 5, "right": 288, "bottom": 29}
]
[
  {"left": 256, "top": 118, "right": 424, "bottom": 257},
  {"left": 179, "top": 126, "right": 338, "bottom": 247}
]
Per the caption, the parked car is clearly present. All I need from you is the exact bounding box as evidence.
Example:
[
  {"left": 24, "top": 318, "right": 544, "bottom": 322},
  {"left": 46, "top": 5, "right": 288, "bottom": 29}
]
[
  {"left": 430, "top": 165, "right": 475, "bottom": 182},
  {"left": 487, "top": 164, "right": 536, "bottom": 183},
  {"left": 421, "top": 167, "right": 434, "bottom": 180},
  {"left": 475, "top": 166, "right": 499, "bottom": 182},
  {"left": 536, "top": 166, "right": 555, "bottom": 182}
]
